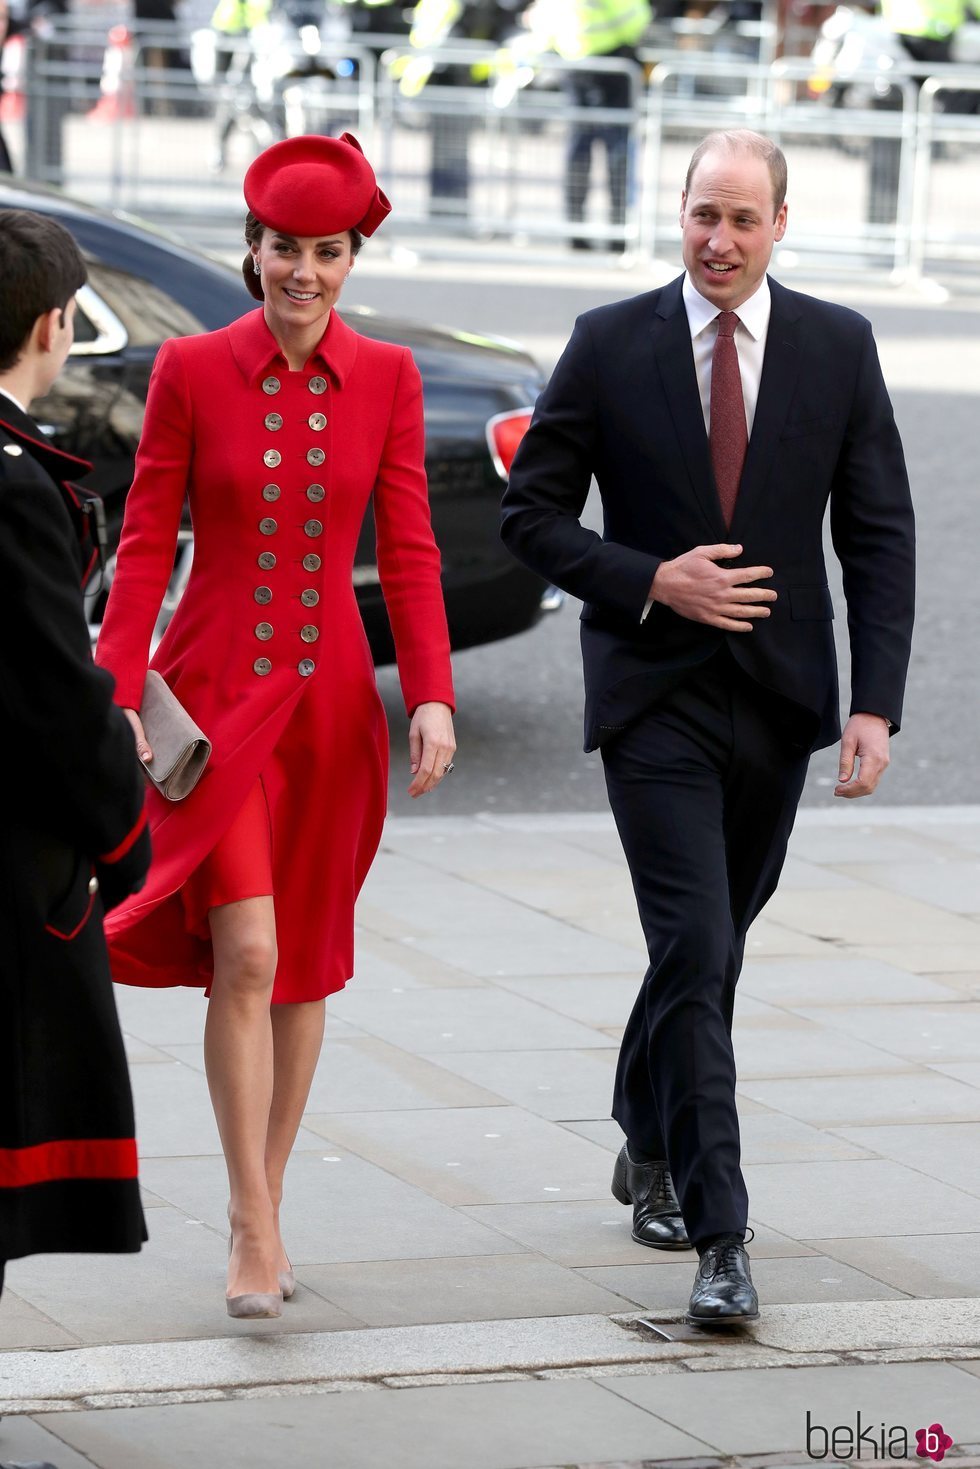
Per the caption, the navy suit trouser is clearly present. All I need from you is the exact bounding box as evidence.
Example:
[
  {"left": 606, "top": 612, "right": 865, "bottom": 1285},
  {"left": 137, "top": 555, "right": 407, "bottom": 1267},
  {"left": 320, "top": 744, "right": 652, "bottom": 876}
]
[{"left": 601, "top": 647, "right": 809, "bottom": 1247}]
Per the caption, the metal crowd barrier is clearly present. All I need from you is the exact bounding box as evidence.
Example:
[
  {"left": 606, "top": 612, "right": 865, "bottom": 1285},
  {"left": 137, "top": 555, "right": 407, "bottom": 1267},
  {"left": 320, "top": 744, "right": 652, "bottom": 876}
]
[{"left": 3, "top": 21, "right": 980, "bottom": 280}]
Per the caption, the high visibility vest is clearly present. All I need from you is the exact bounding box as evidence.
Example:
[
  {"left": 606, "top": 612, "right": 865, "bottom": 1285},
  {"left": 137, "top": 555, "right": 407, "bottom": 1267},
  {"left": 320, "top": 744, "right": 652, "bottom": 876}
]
[
  {"left": 211, "top": 0, "right": 270, "bottom": 34},
  {"left": 881, "top": 0, "right": 969, "bottom": 38},
  {"left": 408, "top": 0, "right": 464, "bottom": 49},
  {"left": 526, "top": 0, "right": 652, "bottom": 60}
]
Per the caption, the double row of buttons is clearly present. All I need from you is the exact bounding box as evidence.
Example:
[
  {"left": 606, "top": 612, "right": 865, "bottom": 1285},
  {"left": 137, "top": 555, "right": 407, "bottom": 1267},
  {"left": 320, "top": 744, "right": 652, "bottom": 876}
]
[{"left": 261, "top": 483, "right": 325, "bottom": 504}]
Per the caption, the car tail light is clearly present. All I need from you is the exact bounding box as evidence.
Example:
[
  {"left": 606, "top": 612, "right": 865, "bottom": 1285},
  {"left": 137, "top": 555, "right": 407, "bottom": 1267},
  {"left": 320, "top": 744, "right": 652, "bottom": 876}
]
[{"left": 486, "top": 408, "right": 534, "bottom": 482}]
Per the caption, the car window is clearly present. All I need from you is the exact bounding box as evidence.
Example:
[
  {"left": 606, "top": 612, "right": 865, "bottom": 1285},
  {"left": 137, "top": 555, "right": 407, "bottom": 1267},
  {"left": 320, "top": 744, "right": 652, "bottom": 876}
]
[{"left": 83, "top": 260, "right": 208, "bottom": 344}]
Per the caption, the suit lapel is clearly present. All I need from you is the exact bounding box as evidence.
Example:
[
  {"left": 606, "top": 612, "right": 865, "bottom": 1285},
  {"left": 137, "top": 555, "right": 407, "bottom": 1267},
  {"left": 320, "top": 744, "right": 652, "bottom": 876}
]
[
  {"left": 652, "top": 278, "right": 726, "bottom": 540},
  {"left": 729, "top": 277, "right": 802, "bottom": 538}
]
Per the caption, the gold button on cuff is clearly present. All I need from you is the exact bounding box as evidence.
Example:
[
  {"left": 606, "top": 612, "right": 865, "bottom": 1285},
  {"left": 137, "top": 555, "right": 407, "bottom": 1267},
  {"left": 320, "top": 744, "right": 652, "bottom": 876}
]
[
  {"left": 254, "top": 586, "right": 273, "bottom": 605},
  {"left": 300, "top": 588, "right": 319, "bottom": 607},
  {"left": 306, "top": 448, "right": 325, "bottom": 467},
  {"left": 304, "top": 518, "right": 323, "bottom": 538},
  {"left": 263, "top": 449, "right": 281, "bottom": 468},
  {"left": 298, "top": 658, "right": 316, "bottom": 676},
  {"left": 308, "top": 412, "right": 327, "bottom": 432},
  {"left": 306, "top": 483, "right": 325, "bottom": 503},
  {"left": 255, "top": 622, "right": 274, "bottom": 641},
  {"left": 262, "top": 483, "right": 281, "bottom": 502},
  {"left": 254, "top": 657, "right": 272, "bottom": 676},
  {"left": 259, "top": 517, "right": 278, "bottom": 536},
  {"left": 262, "top": 376, "right": 281, "bottom": 395},
  {"left": 264, "top": 412, "right": 283, "bottom": 432},
  {"left": 308, "top": 376, "right": 327, "bottom": 395},
  {"left": 300, "top": 625, "right": 320, "bottom": 643},
  {"left": 302, "top": 553, "right": 322, "bottom": 572},
  {"left": 258, "top": 551, "right": 277, "bottom": 570}
]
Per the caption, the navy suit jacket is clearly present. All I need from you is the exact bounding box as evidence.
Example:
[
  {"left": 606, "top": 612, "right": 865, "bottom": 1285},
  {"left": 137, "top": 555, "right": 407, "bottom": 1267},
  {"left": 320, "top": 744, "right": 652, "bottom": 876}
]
[{"left": 500, "top": 274, "right": 915, "bottom": 753}]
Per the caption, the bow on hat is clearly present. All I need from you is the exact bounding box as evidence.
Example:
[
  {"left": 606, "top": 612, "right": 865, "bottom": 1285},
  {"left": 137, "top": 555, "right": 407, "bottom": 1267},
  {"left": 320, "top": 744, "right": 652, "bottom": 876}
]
[{"left": 244, "top": 133, "right": 391, "bottom": 238}]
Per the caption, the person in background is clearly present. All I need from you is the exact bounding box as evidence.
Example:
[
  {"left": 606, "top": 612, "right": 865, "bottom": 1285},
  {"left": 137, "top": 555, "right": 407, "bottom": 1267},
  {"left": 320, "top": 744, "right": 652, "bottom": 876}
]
[
  {"left": 519, "top": 0, "right": 651, "bottom": 250},
  {"left": 96, "top": 134, "right": 456, "bottom": 1322},
  {"left": 0, "top": 210, "right": 151, "bottom": 1364},
  {"left": 501, "top": 130, "right": 914, "bottom": 1327}
]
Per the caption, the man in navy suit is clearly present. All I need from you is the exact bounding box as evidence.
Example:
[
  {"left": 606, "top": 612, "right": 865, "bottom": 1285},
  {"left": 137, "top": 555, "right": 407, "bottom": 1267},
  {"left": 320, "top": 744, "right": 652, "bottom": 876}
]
[{"left": 500, "top": 130, "right": 914, "bottom": 1326}]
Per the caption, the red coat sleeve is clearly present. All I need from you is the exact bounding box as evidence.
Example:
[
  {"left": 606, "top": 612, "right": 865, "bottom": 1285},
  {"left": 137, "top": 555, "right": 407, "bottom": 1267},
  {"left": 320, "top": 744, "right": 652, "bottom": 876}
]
[
  {"left": 374, "top": 350, "right": 455, "bottom": 716},
  {"left": 95, "top": 339, "right": 192, "bottom": 710}
]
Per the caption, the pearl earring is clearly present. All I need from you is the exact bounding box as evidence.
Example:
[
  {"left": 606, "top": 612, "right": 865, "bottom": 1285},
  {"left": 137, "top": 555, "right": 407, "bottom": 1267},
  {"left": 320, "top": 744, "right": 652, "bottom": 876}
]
[{"left": 253, "top": 261, "right": 260, "bottom": 275}]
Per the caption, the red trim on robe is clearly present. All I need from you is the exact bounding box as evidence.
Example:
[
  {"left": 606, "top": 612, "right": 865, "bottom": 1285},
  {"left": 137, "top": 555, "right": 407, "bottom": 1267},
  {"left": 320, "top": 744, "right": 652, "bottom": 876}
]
[
  {"left": 0, "top": 1138, "right": 139, "bottom": 1189},
  {"left": 99, "top": 807, "right": 148, "bottom": 865}
]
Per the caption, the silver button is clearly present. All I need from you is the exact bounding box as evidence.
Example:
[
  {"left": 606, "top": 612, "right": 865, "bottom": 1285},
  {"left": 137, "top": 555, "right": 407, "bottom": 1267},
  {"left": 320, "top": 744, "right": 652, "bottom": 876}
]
[
  {"left": 298, "top": 658, "right": 316, "bottom": 676},
  {"left": 303, "top": 553, "right": 322, "bottom": 572},
  {"left": 3, "top": 443, "right": 23, "bottom": 457},
  {"left": 88, "top": 874, "right": 100, "bottom": 896},
  {"left": 306, "top": 483, "right": 325, "bottom": 503},
  {"left": 264, "top": 412, "right": 283, "bottom": 432},
  {"left": 254, "top": 586, "right": 273, "bottom": 605},
  {"left": 259, "top": 518, "right": 278, "bottom": 536},
  {"left": 308, "top": 375, "right": 327, "bottom": 395},
  {"left": 308, "top": 412, "right": 327, "bottom": 432},
  {"left": 300, "top": 624, "right": 320, "bottom": 643},
  {"left": 306, "top": 447, "right": 325, "bottom": 467},
  {"left": 255, "top": 622, "right": 274, "bottom": 641},
  {"left": 263, "top": 449, "right": 281, "bottom": 468},
  {"left": 262, "top": 483, "right": 281, "bottom": 502},
  {"left": 258, "top": 551, "right": 277, "bottom": 570},
  {"left": 254, "top": 657, "right": 272, "bottom": 676},
  {"left": 304, "top": 518, "right": 323, "bottom": 538},
  {"left": 300, "top": 588, "right": 319, "bottom": 607},
  {"left": 262, "top": 375, "right": 281, "bottom": 395}
]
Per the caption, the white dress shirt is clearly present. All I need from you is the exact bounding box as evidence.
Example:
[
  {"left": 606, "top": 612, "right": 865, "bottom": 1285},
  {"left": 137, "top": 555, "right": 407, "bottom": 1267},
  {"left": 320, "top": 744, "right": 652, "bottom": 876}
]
[
  {"left": 641, "top": 275, "right": 772, "bottom": 622},
  {"left": 682, "top": 271, "right": 771, "bottom": 438}
]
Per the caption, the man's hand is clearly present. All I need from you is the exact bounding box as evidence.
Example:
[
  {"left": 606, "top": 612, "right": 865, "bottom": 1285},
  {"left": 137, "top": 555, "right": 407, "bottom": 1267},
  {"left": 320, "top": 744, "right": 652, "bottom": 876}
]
[
  {"left": 650, "top": 544, "right": 777, "bottom": 632},
  {"left": 835, "top": 713, "right": 891, "bottom": 799}
]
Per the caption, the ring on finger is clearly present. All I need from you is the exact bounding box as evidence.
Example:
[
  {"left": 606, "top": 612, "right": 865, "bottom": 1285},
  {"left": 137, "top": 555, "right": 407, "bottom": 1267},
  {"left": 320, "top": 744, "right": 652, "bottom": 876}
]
[{"left": 443, "top": 761, "right": 455, "bottom": 774}]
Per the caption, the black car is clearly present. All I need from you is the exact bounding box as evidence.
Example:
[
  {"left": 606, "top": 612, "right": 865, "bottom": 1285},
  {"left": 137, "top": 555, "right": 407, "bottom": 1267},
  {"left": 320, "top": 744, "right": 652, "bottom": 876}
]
[{"left": 0, "top": 179, "right": 551, "bottom": 660}]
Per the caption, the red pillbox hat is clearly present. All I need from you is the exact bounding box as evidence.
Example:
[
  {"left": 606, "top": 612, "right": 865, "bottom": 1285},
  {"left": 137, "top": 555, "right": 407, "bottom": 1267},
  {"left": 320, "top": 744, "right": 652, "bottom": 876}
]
[{"left": 243, "top": 132, "right": 391, "bottom": 237}]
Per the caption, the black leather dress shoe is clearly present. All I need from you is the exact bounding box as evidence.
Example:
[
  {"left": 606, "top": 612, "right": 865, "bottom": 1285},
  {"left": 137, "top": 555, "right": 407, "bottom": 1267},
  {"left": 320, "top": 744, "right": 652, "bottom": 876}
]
[
  {"left": 686, "top": 1234, "right": 759, "bottom": 1326},
  {"left": 611, "top": 1144, "right": 690, "bottom": 1250}
]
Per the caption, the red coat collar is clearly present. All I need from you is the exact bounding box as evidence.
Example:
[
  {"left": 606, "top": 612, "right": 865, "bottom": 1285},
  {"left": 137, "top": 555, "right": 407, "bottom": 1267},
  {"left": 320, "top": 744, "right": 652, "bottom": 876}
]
[
  {"left": 227, "top": 307, "right": 359, "bottom": 389},
  {"left": 0, "top": 398, "right": 93, "bottom": 479}
]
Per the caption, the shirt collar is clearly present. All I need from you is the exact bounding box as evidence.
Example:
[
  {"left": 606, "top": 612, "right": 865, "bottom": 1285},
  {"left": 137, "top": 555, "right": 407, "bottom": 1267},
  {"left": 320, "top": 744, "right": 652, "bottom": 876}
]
[
  {"left": 682, "top": 273, "right": 771, "bottom": 342},
  {"left": 228, "top": 306, "right": 359, "bottom": 389},
  {"left": 0, "top": 385, "right": 28, "bottom": 415}
]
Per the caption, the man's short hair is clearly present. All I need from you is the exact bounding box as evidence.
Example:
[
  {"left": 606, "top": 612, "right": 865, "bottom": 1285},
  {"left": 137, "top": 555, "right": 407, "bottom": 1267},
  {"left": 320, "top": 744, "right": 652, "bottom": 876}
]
[
  {"left": 685, "top": 131, "right": 788, "bottom": 216},
  {"left": 0, "top": 210, "right": 87, "bottom": 372}
]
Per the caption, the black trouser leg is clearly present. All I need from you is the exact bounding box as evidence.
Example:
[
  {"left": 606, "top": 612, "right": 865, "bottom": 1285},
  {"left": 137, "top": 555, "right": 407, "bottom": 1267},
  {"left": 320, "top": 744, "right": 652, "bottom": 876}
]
[{"left": 602, "top": 653, "right": 808, "bottom": 1246}]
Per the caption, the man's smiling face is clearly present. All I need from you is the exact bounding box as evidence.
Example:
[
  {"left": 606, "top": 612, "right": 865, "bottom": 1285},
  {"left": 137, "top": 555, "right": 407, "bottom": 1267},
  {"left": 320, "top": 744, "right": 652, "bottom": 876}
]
[{"left": 680, "top": 150, "right": 787, "bottom": 311}]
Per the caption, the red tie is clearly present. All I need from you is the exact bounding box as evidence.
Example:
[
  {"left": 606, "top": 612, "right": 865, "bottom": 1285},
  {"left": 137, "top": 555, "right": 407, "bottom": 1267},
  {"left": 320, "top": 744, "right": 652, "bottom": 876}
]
[{"left": 709, "top": 311, "right": 748, "bottom": 528}]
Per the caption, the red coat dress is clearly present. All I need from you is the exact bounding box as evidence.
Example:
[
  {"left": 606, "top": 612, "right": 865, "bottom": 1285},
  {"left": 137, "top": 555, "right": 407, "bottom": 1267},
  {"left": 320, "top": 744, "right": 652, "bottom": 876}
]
[{"left": 96, "top": 307, "right": 454, "bottom": 1004}]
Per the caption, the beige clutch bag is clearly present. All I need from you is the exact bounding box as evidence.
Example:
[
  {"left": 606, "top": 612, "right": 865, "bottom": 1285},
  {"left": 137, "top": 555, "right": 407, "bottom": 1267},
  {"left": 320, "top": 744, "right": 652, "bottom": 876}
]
[{"left": 138, "top": 670, "right": 212, "bottom": 801}]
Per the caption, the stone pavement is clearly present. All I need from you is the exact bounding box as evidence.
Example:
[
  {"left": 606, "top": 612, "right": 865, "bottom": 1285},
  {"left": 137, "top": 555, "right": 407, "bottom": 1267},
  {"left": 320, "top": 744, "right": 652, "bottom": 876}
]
[{"left": 2, "top": 805, "right": 980, "bottom": 1468}]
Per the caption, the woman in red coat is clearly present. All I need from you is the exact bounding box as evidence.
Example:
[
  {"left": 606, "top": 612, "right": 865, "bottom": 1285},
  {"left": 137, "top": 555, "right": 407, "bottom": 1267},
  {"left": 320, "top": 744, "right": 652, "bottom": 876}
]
[{"left": 96, "top": 134, "right": 456, "bottom": 1320}]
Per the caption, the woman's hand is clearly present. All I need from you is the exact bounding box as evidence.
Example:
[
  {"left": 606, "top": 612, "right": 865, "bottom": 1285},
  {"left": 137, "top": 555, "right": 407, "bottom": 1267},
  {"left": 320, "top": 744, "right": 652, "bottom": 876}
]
[
  {"left": 407, "top": 702, "right": 456, "bottom": 798},
  {"left": 123, "top": 707, "right": 153, "bottom": 763}
]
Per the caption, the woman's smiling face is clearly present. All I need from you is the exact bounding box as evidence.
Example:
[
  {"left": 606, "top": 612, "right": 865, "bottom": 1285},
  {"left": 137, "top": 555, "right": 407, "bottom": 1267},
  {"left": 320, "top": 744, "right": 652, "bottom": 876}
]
[{"left": 251, "top": 229, "right": 353, "bottom": 342}]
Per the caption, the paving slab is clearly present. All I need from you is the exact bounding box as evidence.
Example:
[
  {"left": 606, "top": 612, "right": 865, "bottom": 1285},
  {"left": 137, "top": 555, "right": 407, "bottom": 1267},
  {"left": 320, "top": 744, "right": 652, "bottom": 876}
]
[
  {"left": 738, "top": 957, "right": 962, "bottom": 1007},
  {"left": 424, "top": 1047, "right": 619, "bottom": 1120},
  {"left": 330, "top": 985, "right": 614, "bottom": 1053},
  {"left": 743, "top": 1159, "right": 980, "bottom": 1238},
  {"left": 37, "top": 1377, "right": 713, "bottom": 1469},
  {"left": 139, "top": 1148, "right": 524, "bottom": 1265},
  {"left": 832, "top": 1121, "right": 980, "bottom": 1196},
  {"left": 600, "top": 1361, "right": 980, "bottom": 1456},
  {"left": 813, "top": 1233, "right": 980, "bottom": 1298},
  {"left": 580, "top": 1254, "right": 906, "bottom": 1309},
  {"left": 302, "top": 1106, "right": 615, "bottom": 1206},
  {"left": 797, "top": 1003, "right": 980, "bottom": 1064},
  {"left": 739, "top": 1070, "right": 980, "bottom": 1127}
]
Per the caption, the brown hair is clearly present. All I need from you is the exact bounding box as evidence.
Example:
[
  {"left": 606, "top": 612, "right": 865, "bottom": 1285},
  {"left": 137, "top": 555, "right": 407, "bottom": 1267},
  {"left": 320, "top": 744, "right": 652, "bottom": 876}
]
[
  {"left": 684, "top": 131, "right": 788, "bottom": 217},
  {"left": 0, "top": 209, "right": 87, "bottom": 372},
  {"left": 242, "top": 212, "right": 363, "bottom": 300}
]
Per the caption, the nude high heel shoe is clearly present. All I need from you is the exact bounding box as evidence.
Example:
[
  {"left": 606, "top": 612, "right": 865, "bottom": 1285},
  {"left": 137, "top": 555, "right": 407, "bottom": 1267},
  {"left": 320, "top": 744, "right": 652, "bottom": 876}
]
[
  {"left": 227, "top": 1233, "right": 283, "bottom": 1319},
  {"left": 279, "top": 1263, "right": 296, "bottom": 1300}
]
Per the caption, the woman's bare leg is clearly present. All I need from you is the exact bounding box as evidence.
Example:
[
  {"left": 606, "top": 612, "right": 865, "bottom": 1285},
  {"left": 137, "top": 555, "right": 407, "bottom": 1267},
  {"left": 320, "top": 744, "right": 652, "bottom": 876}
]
[
  {"left": 266, "top": 999, "right": 326, "bottom": 1272},
  {"left": 205, "top": 896, "right": 280, "bottom": 1299}
]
